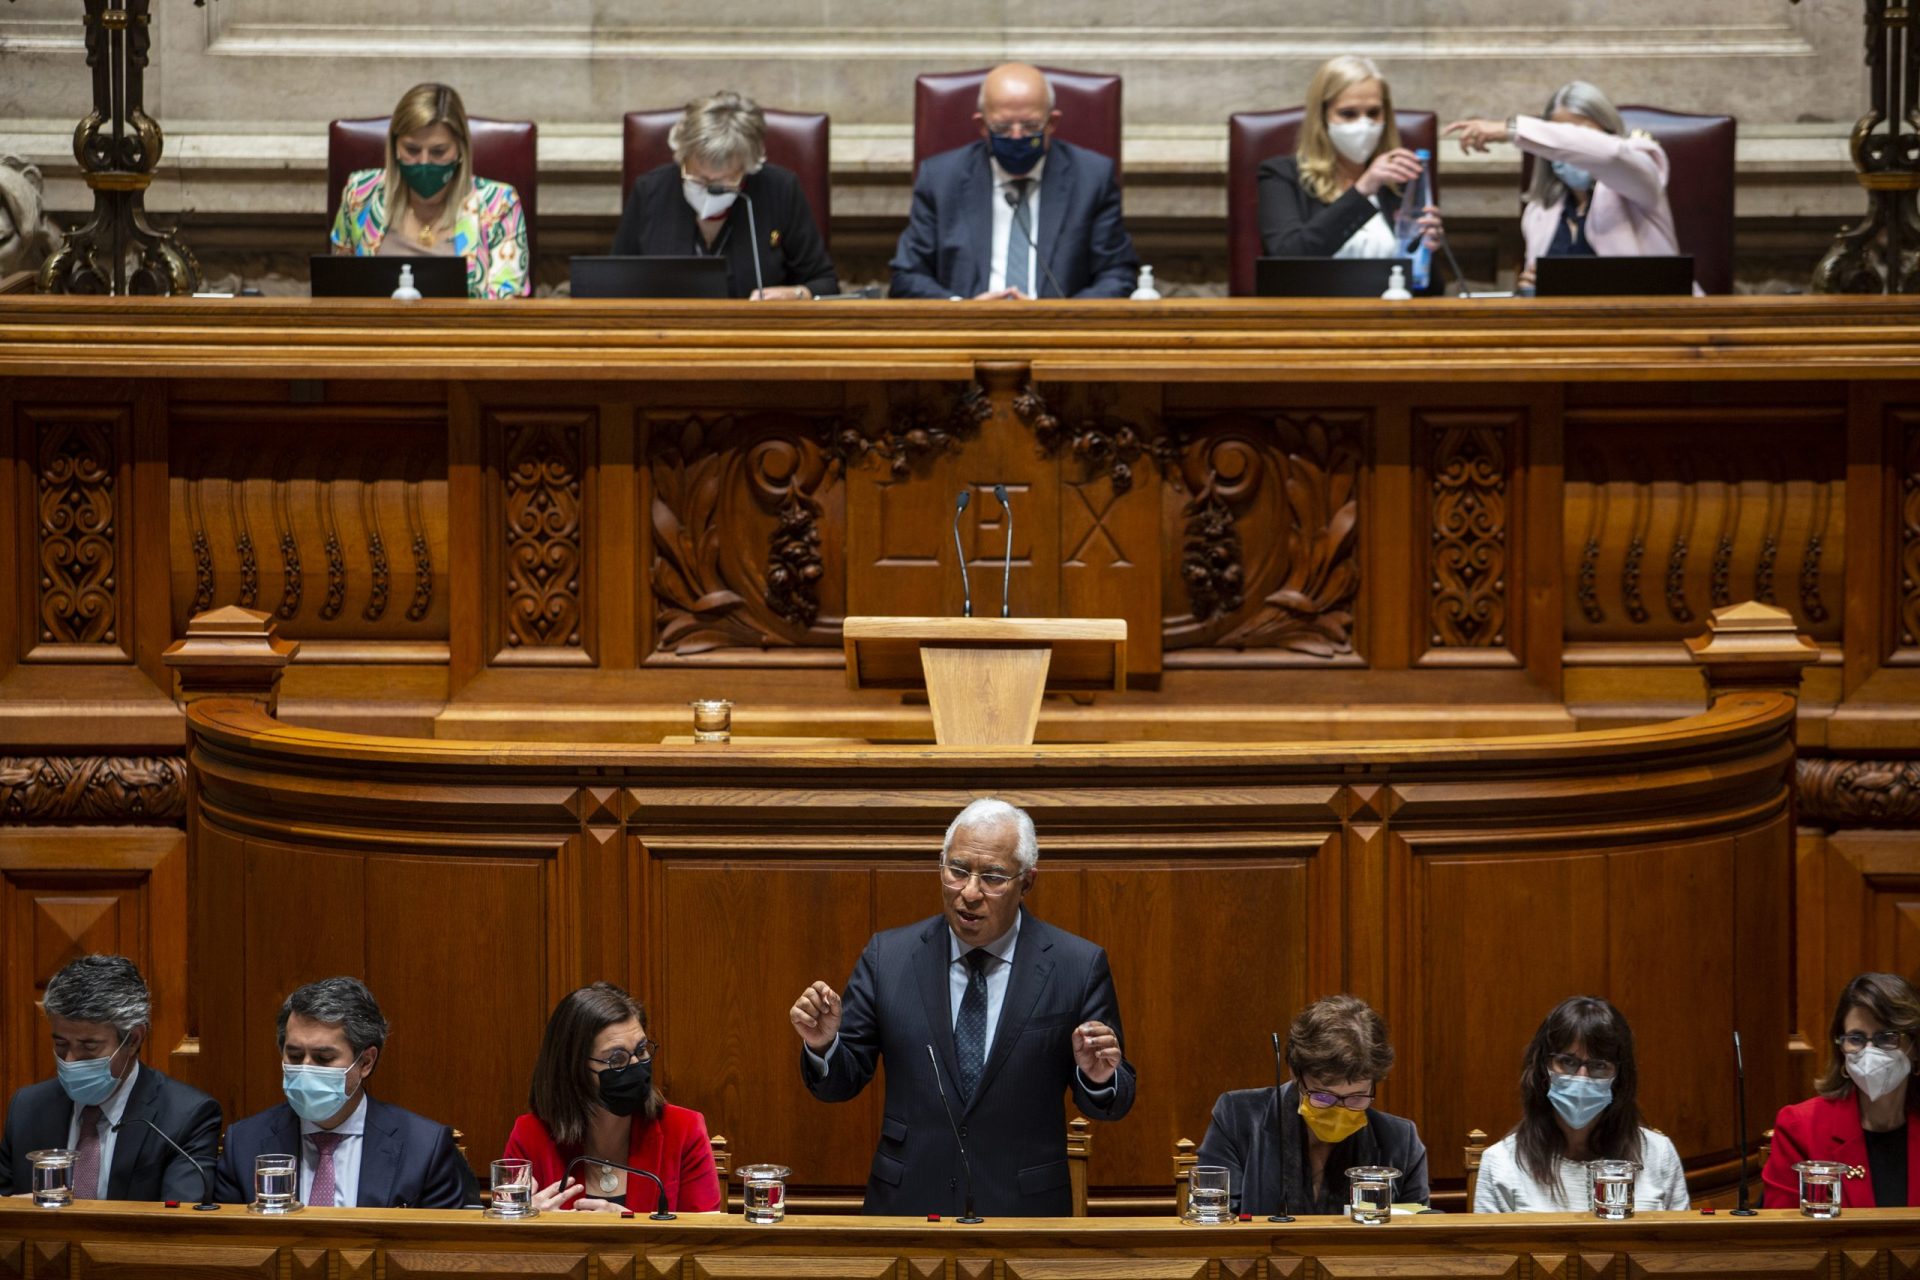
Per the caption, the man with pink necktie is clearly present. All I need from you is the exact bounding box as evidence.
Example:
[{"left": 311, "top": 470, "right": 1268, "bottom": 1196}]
[
  {"left": 214, "top": 977, "right": 474, "bottom": 1208},
  {"left": 0, "top": 955, "right": 220, "bottom": 1201}
]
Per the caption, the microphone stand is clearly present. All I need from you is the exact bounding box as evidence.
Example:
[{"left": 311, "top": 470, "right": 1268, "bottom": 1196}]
[
  {"left": 1731, "top": 1030, "right": 1757, "bottom": 1215},
  {"left": 712, "top": 183, "right": 765, "bottom": 298},
  {"left": 952, "top": 490, "right": 974, "bottom": 617},
  {"left": 1003, "top": 187, "right": 1066, "bottom": 300},
  {"left": 1267, "top": 1032, "right": 1293, "bottom": 1223},
  {"left": 926, "top": 1044, "right": 983, "bottom": 1222},
  {"left": 562, "top": 1155, "right": 676, "bottom": 1220},
  {"left": 112, "top": 1118, "right": 220, "bottom": 1210},
  {"left": 993, "top": 483, "right": 1013, "bottom": 618}
]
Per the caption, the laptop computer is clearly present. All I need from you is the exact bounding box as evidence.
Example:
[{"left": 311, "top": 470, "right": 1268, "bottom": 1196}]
[
  {"left": 1255, "top": 257, "right": 1416, "bottom": 299},
  {"left": 570, "top": 256, "right": 731, "bottom": 300},
  {"left": 1533, "top": 255, "right": 1695, "bottom": 298},
  {"left": 309, "top": 255, "right": 467, "bottom": 299}
]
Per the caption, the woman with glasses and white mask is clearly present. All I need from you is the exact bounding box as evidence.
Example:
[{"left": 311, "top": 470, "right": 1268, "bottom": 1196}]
[
  {"left": 1474, "top": 995, "right": 1687, "bottom": 1212},
  {"left": 1256, "top": 55, "right": 1442, "bottom": 263},
  {"left": 1763, "top": 973, "right": 1920, "bottom": 1208},
  {"left": 505, "top": 982, "right": 721, "bottom": 1213},
  {"left": 611, "top": 90, "right": 838, "bottom": 301},
  {"left": 1196, "top": 994, "right": 1428, "bottom": 1215}
]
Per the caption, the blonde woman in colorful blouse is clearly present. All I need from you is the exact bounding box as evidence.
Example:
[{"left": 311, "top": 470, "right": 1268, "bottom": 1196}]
[{"left": 328, "top": 83, "right": 528, "bottom": 299}]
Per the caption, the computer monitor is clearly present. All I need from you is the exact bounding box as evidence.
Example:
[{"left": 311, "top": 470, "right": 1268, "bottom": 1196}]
[
  {"left": 309, "top": 255, "right": 467, "bottom": 299},
  {"left": 1255, "top": 257, "right": 1415, "bottom": 299},
  {"left": 1533, "top": 255, "right": 1695, "bottom": 298},
  {"left": 569, "top": 256, "right": 731, "bottom": 300}
]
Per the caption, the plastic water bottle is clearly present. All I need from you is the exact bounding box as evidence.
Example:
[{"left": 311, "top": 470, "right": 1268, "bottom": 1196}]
[
  {"left": 1130, "top": 265, "right": 1161, "bottom": 300},
  {"left": 1393, "top": 149, "right": 1434, "bottom": 292},
  {"left": 1380, "top": 265, "right": 1412, "bottom": 301},
  {"left": 390, "top": 263, "right": 422, "bottom": 301}
]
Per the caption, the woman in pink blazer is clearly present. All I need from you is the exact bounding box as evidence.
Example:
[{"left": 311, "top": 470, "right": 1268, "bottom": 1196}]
[{"left": 1446, "top": 81, "right": 1689, "bottom": 292}]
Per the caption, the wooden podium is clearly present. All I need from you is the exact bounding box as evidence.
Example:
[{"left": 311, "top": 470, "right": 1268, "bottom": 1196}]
[{"left": 843, "top": 617, "right": 1128, "bottom": 746}]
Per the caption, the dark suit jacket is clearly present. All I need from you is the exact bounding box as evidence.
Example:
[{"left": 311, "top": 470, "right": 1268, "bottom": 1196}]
[
  {"left": 1196, "top": 1082, "right": 1430, "bottom": 1215},
  {"left": 801, "top": 909, "right": 1136, "bottom": 1215},
  {"left": 889, "top": 140, "right": 1139, "bottom": 299},
  {"left": 0, "top": 1066, "right": 221, "bottom": 1201},
  {"left": 1257, "top": 155, "right": 1407, "bottom": 258},
  {"left": 213, "top": 1097, "right": 476, "bottom": 1208},
  {"left": 611, "top": 161, "right": 838, "bottom": 299}
]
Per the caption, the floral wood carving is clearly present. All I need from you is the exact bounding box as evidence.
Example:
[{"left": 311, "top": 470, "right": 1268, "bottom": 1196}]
[
  {"left": 1162, "top": 412, "right": 1362, "bottom": 657},
  {"left": 1426, "top": 414, "right": 1512, "bottom": 648},
  {"left": 0, "top": 756, "right": 187, "bottom": 823},
  {"left": 834, "top": 382, "right": 991, "bottom": 479},
  {"left": 1798, "top": 757, "right": 1920, "bottom": 826},
  {"left": 1901, "top": 417, "right": 1920, "bottom": 646},
  {"left": 1015, "top": 383, "right": 1166, "bottom": 494},
  {"left": 502, "top": 415, "right": 585, "bottom": 648},
  {"left": 36, "top": 415, "right": 119, "bottom": 645}
]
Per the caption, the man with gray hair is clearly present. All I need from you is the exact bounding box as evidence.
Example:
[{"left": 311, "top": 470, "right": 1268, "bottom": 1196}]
[
  {"left": 0, "top": 954, "right": 220, "bottom": 1200},
  {"left": 214, "top": 977, "right": 473, "bottom": 1208},
  {"left": 790, "top": 798, "right": 1134, "bottom": 1215}
]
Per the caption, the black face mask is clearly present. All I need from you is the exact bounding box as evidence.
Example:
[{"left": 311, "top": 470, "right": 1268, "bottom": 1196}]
[{"left": 597, "top": 1059, "right": 653, "bottom": 1117}]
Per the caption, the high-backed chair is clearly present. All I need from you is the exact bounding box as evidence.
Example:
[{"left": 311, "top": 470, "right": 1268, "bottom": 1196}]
[
  {"left": 1516, "top": 107, "right": 1736, "bottom": 294},
  {"left": 327, "top": 117, "right": 539, "bottom": 263},
  {"left": 1226, "top": 108, "right": 1439, "bottom": 296},
  {"left": 913, "top": 67, "right": 1122, "bottom": 180},
  {"left": 622, "top": 108, "right": 833, "bottom": 252},
  {"left": 1464, "top": 1127, "right": 1489, "bottom": 1208}
]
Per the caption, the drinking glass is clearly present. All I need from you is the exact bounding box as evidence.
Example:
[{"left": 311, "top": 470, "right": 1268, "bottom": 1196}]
[
  {"left": 485, "top": 1158, "right": 536, "bottom": 1219},
  {"left": 1184, "top": 1165, "right": 1232, "bottom": 1223},
  {"left": 26, "top": 1149, "right": 73, "bottom": 1209},
  {"left": 248, "top": 1153, "right": 300, "bottom": 1214},
  {"left": 1346, "top": 1165, "right": 1400, "bottom": 1224},
  {"left": 691, "top": 699, "right": 733, "bottom": 743},
  {"left": 739, "top": 1163, "right": 791, "bottom": 1223},
  {"left": 1794, "top": 1160, "right": 1846, "bottom": 1219},
  {"left": 1590, "top": 1159, "right": 1637, "bottom": 1220}
]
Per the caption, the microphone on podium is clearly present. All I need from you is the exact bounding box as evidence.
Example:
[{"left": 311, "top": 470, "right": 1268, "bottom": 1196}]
[
  {"left": 926, "top": 1044, "right": 983, "bottom": 1222},
  {"left": 1731, "top": 1030, "right": 1757, "bottom": 1215},
  {"left": 993, "top": 483, "right": 1013, "bottom": 618},
  {"left": 110, "top": 1118, "right": 220, "bottom": 1210},
  {"left": 1267, "top": 1031, "right": 1293, "bottom": 1222},
  {"left": 952, "top": 490, "right": 974, "bottom": 618},
  {"left": 561, "top": 1154, "right": 676, "bottom": 1220},
  {"left": 1003, "top": 186, "right": 1065, "bottom": 300}
]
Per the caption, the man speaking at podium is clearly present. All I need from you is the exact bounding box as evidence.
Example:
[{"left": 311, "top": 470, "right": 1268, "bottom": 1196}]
[{"left": 790, "top": 799, "right": 1135, "bottom": 1216}]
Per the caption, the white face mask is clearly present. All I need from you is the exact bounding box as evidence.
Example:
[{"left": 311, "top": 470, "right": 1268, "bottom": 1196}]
[
  {"left": 1326, "top": 118, "right": 1385, "bottom": 167},
  {"left": 1847, "top": 1044, "right": 1913, "bottom": 1101},
  {"left": 682, "top": 178, "right": 738, "bottom": 222}
]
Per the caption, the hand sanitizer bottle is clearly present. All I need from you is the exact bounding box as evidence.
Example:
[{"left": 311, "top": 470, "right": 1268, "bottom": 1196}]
[
  {"left": 1130, "top": 265, "right": 1161, "bottom": 301},
  {"left": 391, "top": 263, "right": 423, "bottom": 301},
  {"left": 1381, "top": 264, "right": 1413, "bottom": 301}
]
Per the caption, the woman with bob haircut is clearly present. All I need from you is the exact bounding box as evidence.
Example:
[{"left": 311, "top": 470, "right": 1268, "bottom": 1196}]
[
  {"left": 1473, "top": 996, "right": 1687, "bottom": 1212},
  {"left": 504, "top": 982, "right": 721, "bottom": 1213},
  {"left": 329, "top": 82, "right": 529, "bottom": 299}
]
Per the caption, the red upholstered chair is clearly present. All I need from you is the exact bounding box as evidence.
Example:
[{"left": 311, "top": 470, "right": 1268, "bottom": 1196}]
[
  {"left": 1225, "top": 108, "right": 1438, "bottom": 296},
  {"left": 327, "top": 117, "right": 539, "bottom": 262},
  {"left": 1516, "top": 107, "right": 1736, "bottom": 294},
  {"left": 913, "top": 67, "right": 1122, "bottom": 181},
  {"left": 622, "top": 108, "right": 833, "bottom": 252}
]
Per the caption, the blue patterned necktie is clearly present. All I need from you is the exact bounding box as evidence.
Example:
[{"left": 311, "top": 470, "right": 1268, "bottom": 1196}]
[
  {"left": 954, "top": 948, "right": 991, "bottom": 1102},
  {"left": 1005, "top": 179, "right": 1034, "bottom": 296}
]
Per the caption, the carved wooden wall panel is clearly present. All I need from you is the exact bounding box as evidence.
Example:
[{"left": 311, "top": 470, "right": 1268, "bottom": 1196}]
[
  {"left": 487, "top": 408, "right": 594, "bottom": 664},
  {"left": 21, "top": 402, "right": 131, "bottom": 661},
  {"left": 1894, "top": 408, "right": 1920, "bottom": 656},
  {"left": 1800, "top": 829, "right": 1920, "bottom": 1053},
  {"left": 1417, "top": 410, "right": 1520, "bottom": 659}
]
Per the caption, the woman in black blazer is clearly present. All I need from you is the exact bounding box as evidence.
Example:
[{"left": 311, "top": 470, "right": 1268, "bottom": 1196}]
[
  {"left": 1258, "top": 55, "right": 1440, "bottom": 260},
  {"left": 611, "top": 91, "right": 838, "bottom": 300}
]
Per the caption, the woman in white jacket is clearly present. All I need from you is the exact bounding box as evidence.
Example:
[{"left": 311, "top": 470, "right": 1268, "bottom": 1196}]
[{"left": 1446, "top": 81, "right": 1688, "bottom": 292}]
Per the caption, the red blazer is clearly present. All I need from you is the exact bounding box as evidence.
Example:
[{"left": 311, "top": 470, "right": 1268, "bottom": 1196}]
[
  {"left": 1762, "top": 1092, "right": 1920, "bottom": 1208},
  {"left": 503, "top": 1103, "right": 721, "bottom": 1213}
]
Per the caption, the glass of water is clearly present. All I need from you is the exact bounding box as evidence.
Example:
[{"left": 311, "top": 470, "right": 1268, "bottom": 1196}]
[
  {"left": 248, "top": 1153, "right": 301, "bottom": 1214},
  {"left": 1794, "top": 1160, "right": 1847, "bottom": 1219},
  {"left": 26, "top": 1149, "right": 73, "bottom": 1208},
  {"left": 1590, "top": 1159, "right": 1638, "bottom": 1220},
  {"left": 739, "top": 1163, "right": 790, "bottom": 1223},
  {"left": 485, "top": 1157, "right": 536, "bottom": 1219},
  {"left": 1346, "top": 1165, "right": 1400, "bottom": 1224},
  {"left": 691, "top": 699, "right": 733, "bottom": 743},
  {"left": 1184, "top": 1165, "right": 1232, "bottom": 1223}
]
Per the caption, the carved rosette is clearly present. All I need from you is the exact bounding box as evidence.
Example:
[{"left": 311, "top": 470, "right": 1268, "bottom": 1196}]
[
  {"left": 37, "top": 417, "right": 118, "bottom": 645},
  {"left": 1798, "top": 758, "right": 1920, "bottom": 827},
  {"left": 1015, "top": 383, "right": 1165, "bottom": 494},
  {"left": 503, "top": 418, "right": 585, "bottom": 648},
  {"left": 1427, "top": 417, "right": 1510, "bottom": 648},
  {"left": 0, "top": 756, "right": 187, "bottom": 823}
]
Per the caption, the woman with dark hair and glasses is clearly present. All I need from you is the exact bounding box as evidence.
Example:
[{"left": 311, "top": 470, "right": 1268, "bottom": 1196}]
[
  {"left": 505, "top": 982, "right": 721, "bottom": 1213},
  {"left": 1473, "top": 996, "right": 1686, "bottom": 1212},
  {"left": 1195, "top": 994, "right": 1428, "bottom": 1215},
  {"left": 1762, "top": 972, "right": 1920, "bottom": 1208}
]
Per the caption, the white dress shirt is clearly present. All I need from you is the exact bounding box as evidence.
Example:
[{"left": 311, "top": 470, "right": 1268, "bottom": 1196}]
[
  {"left": 66, "top": 1060, "right": 140, "bottom": 1191},
  {"left": 988, "top": 156, "right": 1045, "bottom": 295},
  {"left": 1472, "top": 1128, "right": 1689, "bottom": 1213},
  {"left": 1334, "top": 194, "right": 1399, "bottom": 260},
  {"left": 948, "top": 911, "right": 1021, "bottom": 1056},
  {"left": 298, "top": 1092, "right": 368, "bottom": 1207}
]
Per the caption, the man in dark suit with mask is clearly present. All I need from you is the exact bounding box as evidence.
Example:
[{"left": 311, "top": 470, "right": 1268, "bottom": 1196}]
[
  {"left": 889, "top": 62, "right": 1139, "bottom": 299},
  {"left": 790, "top": 798, "right": 1135, "bottom": 1215}
]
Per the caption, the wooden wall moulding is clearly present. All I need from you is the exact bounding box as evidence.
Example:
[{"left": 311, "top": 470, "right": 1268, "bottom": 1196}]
[
  {"left": 490, "top": 408, "right": 594, "bottom": 664},
  {"left": 26, "top": 403, "right": 128, "bottom": 660},
  {"left": 1798, "top": 757, "right": 1920, "bottom": 826},
  {"left": 0, "top": 755, "right": 186, "bottom": 823},
  {"left": 1896, "top": 409, "right": 1920, "bottom": 652},
  {"left": 1419, "top": 410, "right": 1517, "bottom": 658}
]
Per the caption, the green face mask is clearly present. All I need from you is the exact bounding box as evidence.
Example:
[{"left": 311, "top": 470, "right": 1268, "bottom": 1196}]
[{"left": 398, "top": 159, "right": 458, "bottom": 200}]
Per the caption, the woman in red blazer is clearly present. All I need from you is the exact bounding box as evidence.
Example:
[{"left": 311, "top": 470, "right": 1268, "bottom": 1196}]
[
  {"left": 1762, "top": 972, "right": 1920, "bottom": 1208},
  {"left": 503, "top": 982, "right": 721, "bottom": 1214}
]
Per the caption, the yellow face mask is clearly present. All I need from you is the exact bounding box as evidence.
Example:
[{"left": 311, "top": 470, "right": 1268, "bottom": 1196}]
[{"left": 1298, "top": 1090, "right": 1370, "bottom": 1144}]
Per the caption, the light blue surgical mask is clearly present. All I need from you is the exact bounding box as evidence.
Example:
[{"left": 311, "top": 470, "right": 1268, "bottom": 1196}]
[
  {"left": 282, "top": 1058, "right": 365, "bottom": 1125},
  {"left": 1550, "top": 160, "right": 1595, "bottom": 193},
  {"left": 54, "top": 1036, "right": 127, "bottom": 1107},
  {"left": 1548, "top": 1072, "right": 1614, "bottom": 1129}
]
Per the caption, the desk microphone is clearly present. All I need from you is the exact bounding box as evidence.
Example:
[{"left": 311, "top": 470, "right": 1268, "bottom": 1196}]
[
  {"left": 111, "top": 1118, "right": 219, "bottom": 1210},
  {"left": 952, "top": 490, "right": 974, "bottom": 618},
  {"left": 926, "top": 1044, "right": 983, "bottom": 1223},
  {"left": 1267, "top": 1031, "right": 1293, "bottom": 1223},
  {"left": 1004, "top": 187, "right": 1066, "bottom": 300},
  {"left": 1731, "top": 1030, "right": 1756, "bottom": 1216},
  {"left": 993, "top": 483, "right": 1013, "bottom": 618},
  {"left": 710, "top": 182, "right": 765, "bottom": 297},
  {"left": 561, "top": 1154, "right": 676, "bottom": 1220}
]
